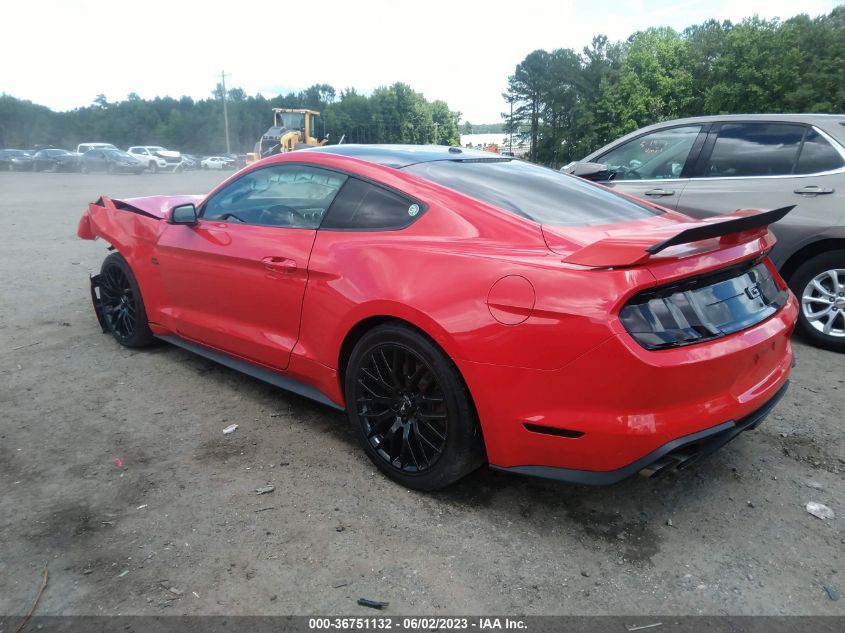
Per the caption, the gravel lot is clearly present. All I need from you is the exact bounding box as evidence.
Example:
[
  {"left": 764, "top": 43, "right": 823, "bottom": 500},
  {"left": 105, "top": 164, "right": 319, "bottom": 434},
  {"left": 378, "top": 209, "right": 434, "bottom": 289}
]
[{"left": 0, "top": 171, "right": 843, "bottom": 617}]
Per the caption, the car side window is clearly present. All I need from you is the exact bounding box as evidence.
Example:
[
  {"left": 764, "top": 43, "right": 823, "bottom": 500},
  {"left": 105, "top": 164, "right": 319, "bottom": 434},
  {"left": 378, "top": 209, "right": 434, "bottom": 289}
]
[
  {"left": 202, "top": 164, "right": 348, "bottom": 229},
  {"left": 795, "top": 128, "right": 845, "bottom": 174},
  {"left": 597, "top": 125, "right": 702, "bottom": 181},
  {"left": 320, "top": 178, "right": 423, "bottom": 231},
  {"left": 703, "top": 123, "right": 804, "bottom": 177}
]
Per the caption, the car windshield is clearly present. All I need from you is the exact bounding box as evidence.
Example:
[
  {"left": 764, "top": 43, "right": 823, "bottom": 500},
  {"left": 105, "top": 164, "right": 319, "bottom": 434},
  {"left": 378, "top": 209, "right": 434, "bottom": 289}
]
[{"left": 403, "top": 159, "right": 662, "bottom": 227}]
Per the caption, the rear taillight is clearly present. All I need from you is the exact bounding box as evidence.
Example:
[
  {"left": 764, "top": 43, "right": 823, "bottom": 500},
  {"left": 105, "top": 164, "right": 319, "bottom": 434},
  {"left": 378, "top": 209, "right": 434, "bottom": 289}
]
[{"left": 619, "top": 259, "right": 789, "bottom": 350}]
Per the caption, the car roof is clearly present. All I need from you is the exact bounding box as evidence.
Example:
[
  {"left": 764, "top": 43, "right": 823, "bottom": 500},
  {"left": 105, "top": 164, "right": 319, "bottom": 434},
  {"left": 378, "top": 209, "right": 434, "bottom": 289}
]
[
  {"left": 304, "top": 144, "right": 506, "bottom": 168},
  {"left": 627, "top": 114, "right": 845, "bottom": 135},
  {"left": 583, "top": 113, "right": 845, "bottom": 161}
]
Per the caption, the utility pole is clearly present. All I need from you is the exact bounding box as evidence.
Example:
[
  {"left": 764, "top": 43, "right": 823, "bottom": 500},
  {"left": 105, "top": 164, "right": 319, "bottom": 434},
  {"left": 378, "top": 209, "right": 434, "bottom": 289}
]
[
  {"left": 220, "top": 70, "right": 231, "bottom": 154},
  {"left": 508, "top": 95, "right": 514, "bottom": 156}
]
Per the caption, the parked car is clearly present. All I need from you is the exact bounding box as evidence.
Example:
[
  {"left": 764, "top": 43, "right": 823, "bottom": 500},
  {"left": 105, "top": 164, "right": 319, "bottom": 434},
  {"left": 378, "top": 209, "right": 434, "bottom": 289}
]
[
  {"left": 127, "top": 146, "right": 183, "bottom": 173},
  {"left": 201, "top": 156, "right": 234, "bottom": 169},
  {"left": 180, "top": 154, "right": 199, "bottom": 170},
  {"left": 77, "top": 142, "right": 117, "bottom": 154},
  {"left": 0, "top": 149, "right": 34, "bottom": 171},
  {"left": 79, "top": 149, "right": 143, "bottom": 174},
  {"left": 32, "top": 148, "right": 81, "bottom": 172},
  {"left": 222, "top": 153, "right": 247, "bottom": 169},
  {"left": 77, "top": 145, "right": 796, "bottom": 490},
  {"left": 565, "top": 114, "right": 845, "bottom": 352}
]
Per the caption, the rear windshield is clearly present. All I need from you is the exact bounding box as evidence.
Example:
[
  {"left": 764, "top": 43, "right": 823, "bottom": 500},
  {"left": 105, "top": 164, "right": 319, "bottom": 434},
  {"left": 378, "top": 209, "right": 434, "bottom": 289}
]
[{"left": 403, "top": 159, "right": 662, "bottom": 227}]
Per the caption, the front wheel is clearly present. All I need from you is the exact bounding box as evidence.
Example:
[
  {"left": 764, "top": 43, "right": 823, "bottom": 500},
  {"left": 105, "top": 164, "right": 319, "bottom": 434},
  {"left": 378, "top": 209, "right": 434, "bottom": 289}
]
[
  {"left": 344, "top": 323, "right": 485, "bottom": 490},
  {"left": 97, "top": 253, "right": 156, "bottom": 348},
  {"left": 789, "top": 250, "right": 845, "bottom": 353},
  {"left": 149, "top": 161, "right": 159, "bottom": 174}
]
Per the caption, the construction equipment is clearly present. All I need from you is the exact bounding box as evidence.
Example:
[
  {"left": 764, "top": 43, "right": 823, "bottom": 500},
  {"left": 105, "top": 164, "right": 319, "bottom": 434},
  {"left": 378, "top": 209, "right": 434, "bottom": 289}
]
[{"left": 246, "top": 108, "right": 328, "bottom": 164}]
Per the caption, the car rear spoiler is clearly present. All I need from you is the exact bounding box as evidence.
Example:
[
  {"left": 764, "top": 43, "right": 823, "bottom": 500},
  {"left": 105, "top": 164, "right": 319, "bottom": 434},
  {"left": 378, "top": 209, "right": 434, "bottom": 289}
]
[{"left": 563, "top": 205, "right": 794, "bottom": 267}]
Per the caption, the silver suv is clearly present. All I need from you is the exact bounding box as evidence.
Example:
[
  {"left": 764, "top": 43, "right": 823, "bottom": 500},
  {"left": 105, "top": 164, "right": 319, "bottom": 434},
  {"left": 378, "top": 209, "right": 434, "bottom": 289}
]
[{"left": 568, "top": 114, "right": 845, "bottom": 353}]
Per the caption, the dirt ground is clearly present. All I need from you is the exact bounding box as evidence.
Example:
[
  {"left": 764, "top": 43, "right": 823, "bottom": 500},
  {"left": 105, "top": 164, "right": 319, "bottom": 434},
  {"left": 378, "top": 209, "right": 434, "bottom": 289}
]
[{"left": 0, "top": 170, "right": 843, "bottom": 617}]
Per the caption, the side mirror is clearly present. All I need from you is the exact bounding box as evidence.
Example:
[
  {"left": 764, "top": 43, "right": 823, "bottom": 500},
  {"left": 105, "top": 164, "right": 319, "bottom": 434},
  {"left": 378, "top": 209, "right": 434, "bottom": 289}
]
[
  {"left": 561, "top": 161, "right": 615, "bottom": 182},
  {"left": 169, "top": 203, "right": 198, "bottom": 225}
]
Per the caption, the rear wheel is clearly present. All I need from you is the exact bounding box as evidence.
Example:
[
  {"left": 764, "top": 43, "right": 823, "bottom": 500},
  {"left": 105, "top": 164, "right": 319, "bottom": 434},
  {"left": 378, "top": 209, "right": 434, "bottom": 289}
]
[
  {"left": 98, "top": 253, "right": 155, "bottom": 348},
  {"left": 344, "top": 323, "right": 485, "bottom": 490},
  {"left": 789, "top": 250, "right": 845, "bottom": 353},
  {"left": 149, "top": 161, "right": 158, "bottom": 174}
]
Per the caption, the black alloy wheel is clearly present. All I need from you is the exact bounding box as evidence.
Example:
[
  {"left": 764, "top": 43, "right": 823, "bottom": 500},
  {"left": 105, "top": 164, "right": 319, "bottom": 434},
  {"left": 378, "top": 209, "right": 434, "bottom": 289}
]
[
  {"left": 98, "top": 253, "right": 155, "bottom": 347},
  {"left": 355, "top": 343, "right": 448, "bottom": 473},
  {"left": 345, "top": 323, "right": 485, "bottom": 490}
]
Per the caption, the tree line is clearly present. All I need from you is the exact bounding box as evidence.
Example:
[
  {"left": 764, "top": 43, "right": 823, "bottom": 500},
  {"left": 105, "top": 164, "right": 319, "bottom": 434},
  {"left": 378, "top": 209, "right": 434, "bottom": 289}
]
[
  {"left": 505, "top": 6, "right": 845, "bottom": 166},
  {"left": 0, "top": 82, "right": 460, "bottom": 153}
]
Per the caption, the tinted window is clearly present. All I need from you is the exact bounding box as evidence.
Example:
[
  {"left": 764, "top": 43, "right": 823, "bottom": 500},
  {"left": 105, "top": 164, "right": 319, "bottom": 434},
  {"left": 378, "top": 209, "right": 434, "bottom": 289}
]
[
  {"left": 403, "top": 159, "right": 661, "bottom": 227},
  {"left": 321, "top": 178, "right": 422, "bottom": 230},
  {"left": 203, "top": 164, "right": 347, "bottom": 228},
  {"left": 703, "top": 123, "right": 803, "bottom": 177},
  {"left": 598, "top": 125, "right": 702, "bottom": 180},
  {"left": 796, "top": 128, "right": 845, "bottom": 174}
]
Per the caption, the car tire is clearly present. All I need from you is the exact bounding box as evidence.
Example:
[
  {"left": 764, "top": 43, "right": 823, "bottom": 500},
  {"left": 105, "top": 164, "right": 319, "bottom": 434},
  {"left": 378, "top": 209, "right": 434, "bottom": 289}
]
[
  {"left": 79, "top": 163, "right": 88, "bottom": 174},
  {"left": 149, "top": 161, "right": 158, "bottom": 174},
  {"left": 788, "top": 250, "right": 845, "bottom": 353},
  {"left": 344, "top": 323, "right": 486, "bottom": 490},
  {"left": 107, "top": 163, "right": 115, "bottom": 174},
  {"left": 98, "top": 253, "right": 156, "bottom": 348}
]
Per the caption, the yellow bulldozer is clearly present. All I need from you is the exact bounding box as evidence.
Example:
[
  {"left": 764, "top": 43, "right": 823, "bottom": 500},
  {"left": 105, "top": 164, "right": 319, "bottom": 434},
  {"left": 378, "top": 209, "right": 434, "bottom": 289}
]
[{"left": 246, "top": 108, "right": 328, "bottom": 164}]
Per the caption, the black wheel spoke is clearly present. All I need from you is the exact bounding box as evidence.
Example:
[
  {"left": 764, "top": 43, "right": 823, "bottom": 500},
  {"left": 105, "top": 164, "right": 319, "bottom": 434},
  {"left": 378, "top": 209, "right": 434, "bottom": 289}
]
[
  {"left": 418, "top": 418, "right": 446, "bottom": 442},
  {"left": 366, "top": 414, "right": 395, "bottom": 439},
  {"left": 357, "top": 377, "right": 390, "bottom": 400},
  {"left": 410, "top": 426, "right": 431, "bottom": 468},
  {"left": 415, "top": 425, "right": 440, "bottom": 454},
  {"left": 404, "top": 426, "right": 422, "bottom": 471},
  {"left": 354, "top": 342, "right": 449, "bottom": 474}
]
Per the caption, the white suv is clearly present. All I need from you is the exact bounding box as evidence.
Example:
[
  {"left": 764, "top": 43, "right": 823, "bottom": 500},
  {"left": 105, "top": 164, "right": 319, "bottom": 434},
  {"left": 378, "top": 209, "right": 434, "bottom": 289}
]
[{"left": 127, "top": 146, "right": 183, "bottom": 173}]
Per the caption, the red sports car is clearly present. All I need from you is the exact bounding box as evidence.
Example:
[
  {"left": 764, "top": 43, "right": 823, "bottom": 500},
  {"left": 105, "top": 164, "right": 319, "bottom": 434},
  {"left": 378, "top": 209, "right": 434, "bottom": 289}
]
[{"left": 77, "top": 145, "right": 798, "bottom": 490}]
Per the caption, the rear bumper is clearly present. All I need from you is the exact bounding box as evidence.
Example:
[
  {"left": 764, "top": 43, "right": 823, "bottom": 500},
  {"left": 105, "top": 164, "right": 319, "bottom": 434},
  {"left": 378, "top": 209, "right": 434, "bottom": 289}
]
[
  {"left": 462, "top": 293, "right": 797, "bottom": 477},
  {"left": 492, "top": 380, "right": 788, "bottom": 485}
]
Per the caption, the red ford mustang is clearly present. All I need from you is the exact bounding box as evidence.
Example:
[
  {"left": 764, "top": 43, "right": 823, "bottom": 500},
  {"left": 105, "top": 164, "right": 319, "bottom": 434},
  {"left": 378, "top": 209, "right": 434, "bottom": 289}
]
[{"left": 77, "top": 145, "right": 798, "bottom": 490}]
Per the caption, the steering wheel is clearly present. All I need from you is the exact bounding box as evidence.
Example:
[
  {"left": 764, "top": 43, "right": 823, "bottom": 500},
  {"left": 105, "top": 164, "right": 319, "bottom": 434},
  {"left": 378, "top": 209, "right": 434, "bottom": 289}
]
[
  {"left": 261, "top": 204, "right": 309, "bottom": 227},
  {"left": 620, "top": 165, "right": 643, "bottom": 180},
  {"left": 219, "top": 212, "right": 247, "bottom": 223}
]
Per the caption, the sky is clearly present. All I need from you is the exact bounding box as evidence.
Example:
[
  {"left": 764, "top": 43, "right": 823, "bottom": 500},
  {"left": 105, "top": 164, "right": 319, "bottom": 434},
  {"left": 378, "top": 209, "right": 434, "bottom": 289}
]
[{"left": 4, "top": 0, "right": 841, "bottom": 123}]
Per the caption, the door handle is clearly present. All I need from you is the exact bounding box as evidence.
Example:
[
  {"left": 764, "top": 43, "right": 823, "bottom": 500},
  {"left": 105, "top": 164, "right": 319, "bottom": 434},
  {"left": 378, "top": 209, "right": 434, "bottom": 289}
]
[
  {"left": 644, "top": 188, "right": 675, "bottom": 197},
  {"left": 261, "top": 256, "right": 297, "bottom": 273},
  {"left": 794, "top": 185, "right": 834, "bottom": 195}
]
